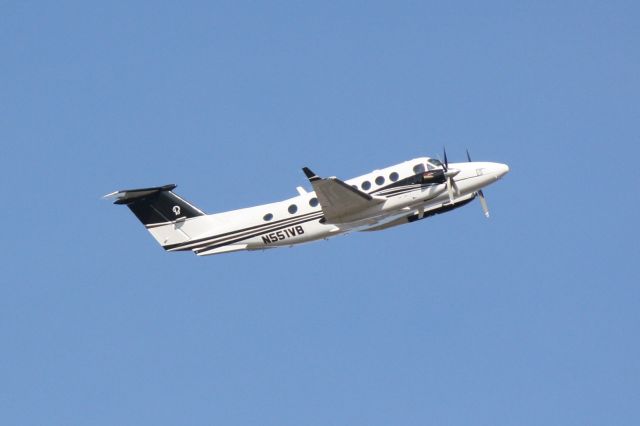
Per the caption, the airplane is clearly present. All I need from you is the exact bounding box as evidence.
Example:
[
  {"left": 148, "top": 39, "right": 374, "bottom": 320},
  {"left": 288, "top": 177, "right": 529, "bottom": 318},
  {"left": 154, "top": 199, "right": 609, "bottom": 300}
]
[{"left": 105, "top": 150, "right": 509, "bottom": 257}]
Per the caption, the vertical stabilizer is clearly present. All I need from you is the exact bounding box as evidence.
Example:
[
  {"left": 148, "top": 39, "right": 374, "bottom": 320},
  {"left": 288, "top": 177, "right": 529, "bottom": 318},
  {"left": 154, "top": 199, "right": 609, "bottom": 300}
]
[{"left": 105, "top": 184, "right": 206, "bottom": 247}]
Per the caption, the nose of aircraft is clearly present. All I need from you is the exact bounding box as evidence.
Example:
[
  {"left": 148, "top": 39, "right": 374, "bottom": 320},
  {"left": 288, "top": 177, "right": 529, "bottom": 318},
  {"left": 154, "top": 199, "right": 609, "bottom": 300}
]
[{"left": 496, "top": 163, "right": 510, "bottom": 178}]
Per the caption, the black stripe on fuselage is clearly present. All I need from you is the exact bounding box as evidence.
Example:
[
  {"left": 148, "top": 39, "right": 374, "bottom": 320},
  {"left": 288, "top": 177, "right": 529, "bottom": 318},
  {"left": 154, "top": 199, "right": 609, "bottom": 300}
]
[
  {"left": 379, "top": 175, "right": 480, "bottom": 201},
  {"left": 166, "top": 211, "right": 324, "bottom": 251},
  {"left": 374, "top": 185, "right": 423, "bottom": 197},
  {"left": 193, "top": 213, "right": 324, "bottom": 252},
  {"left": 372, "top": 174, "right": 478, "bottom": 199},
  {"left": 193, "top": 213, "right": 325, "bottom": 254},
  {"left": 374, "top": 184, "right": 438, "bottom": 198},
  {"left": 372, "top": 184, "right": 419, "bottom": 195}
]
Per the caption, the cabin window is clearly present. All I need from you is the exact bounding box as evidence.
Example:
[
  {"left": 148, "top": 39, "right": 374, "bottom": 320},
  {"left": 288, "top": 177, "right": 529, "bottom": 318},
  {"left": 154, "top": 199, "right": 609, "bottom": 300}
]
[
  {"left": 361, "top": 181, "right": 371, "bottom": 190},
  {"left": 375, "top": 176, "right": 385, "bottom": 186},
  {"left": 288, "top": 204, "right": 298, "bottom": 214},
  {"left": 309, "top": 197, "right": 319, "bottom": 207},
  {"left": 427, "top": 159, "right": 443, "bottom": 169},
  {"left": 263, "top": 213, "right": 273, "bottom": 221},
  {"left": 389, "top": 172, "right": 399, "bottom": 182}
]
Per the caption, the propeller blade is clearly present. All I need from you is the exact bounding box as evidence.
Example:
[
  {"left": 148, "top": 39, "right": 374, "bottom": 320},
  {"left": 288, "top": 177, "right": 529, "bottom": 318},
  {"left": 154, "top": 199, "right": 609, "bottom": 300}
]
[
  {"left": 466, "top": 149, "right": 472, "bottom": 162},
  {"left": 443, "top": 147, "right": 449, "bottom": 171},
  {"left": 447, "top": 177, "right": 454, "bottom": 203},
  {"left": 478, "top": 189, "right": 490, "bottom": 218}
]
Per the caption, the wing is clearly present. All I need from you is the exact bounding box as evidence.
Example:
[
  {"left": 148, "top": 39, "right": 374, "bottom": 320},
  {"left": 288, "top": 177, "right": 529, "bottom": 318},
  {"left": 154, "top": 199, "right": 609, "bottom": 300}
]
[{"left": 303, "top": 167, "right": 384, "bottom": 223}]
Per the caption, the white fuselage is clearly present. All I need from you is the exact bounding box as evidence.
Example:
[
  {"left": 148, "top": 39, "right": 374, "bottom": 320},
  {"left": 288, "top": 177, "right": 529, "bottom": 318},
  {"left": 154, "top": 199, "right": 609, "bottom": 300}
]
[{"left": 149, "top": 157, "right": 509, "bottom": 256}]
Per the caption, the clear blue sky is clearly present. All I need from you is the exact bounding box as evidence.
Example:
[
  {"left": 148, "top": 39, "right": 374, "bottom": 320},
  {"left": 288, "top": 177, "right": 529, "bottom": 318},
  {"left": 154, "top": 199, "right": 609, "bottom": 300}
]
[{"left": 2, "top": 1, "right": 639, "bottom": 424}]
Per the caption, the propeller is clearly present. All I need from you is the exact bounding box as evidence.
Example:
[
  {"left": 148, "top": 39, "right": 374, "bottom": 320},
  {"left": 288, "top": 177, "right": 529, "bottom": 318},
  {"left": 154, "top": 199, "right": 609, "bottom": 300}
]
[
  {"left": 442, "top": 147, "right": 459, "bottom": 204},
  {"left": 466, "top": 149, "right": 490, "bottom": 218}
]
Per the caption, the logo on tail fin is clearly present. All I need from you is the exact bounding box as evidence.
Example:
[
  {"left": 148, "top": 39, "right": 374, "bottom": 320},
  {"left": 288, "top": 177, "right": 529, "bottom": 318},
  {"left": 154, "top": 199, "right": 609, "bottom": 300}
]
[{"left": 172, "top": 206, "right": 181, "bottom": 216}]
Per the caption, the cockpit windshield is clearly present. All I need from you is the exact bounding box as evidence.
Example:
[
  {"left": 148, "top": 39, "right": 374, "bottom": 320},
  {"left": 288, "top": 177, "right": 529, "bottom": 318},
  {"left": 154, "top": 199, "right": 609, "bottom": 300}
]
[{"left": 427, "top": 159, "right": 443, "bottom": 169}]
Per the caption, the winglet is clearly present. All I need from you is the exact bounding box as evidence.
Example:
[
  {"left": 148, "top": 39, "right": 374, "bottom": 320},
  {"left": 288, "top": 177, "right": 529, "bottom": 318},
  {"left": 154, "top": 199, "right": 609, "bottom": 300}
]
[{"left": 302, "top": 167, "right": 321, "bottom": 182}]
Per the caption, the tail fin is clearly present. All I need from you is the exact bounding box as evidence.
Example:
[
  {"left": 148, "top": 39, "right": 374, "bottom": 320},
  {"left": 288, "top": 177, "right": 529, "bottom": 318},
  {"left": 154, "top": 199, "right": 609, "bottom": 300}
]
[{"left": 105, "top": 184, "right": 206, "bottom": 247}]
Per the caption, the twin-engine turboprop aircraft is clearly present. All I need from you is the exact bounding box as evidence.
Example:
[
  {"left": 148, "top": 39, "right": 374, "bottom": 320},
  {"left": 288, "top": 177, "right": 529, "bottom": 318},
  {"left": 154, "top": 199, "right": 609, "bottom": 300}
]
[{"left": 105, "top": 150, "right": 509, "bottom": 256}]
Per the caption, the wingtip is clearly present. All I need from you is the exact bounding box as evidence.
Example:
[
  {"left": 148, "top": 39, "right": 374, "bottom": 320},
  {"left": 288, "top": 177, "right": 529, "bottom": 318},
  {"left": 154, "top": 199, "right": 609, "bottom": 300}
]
[{"left": 102, "top": 190, "right": 120, "bottom": 199}]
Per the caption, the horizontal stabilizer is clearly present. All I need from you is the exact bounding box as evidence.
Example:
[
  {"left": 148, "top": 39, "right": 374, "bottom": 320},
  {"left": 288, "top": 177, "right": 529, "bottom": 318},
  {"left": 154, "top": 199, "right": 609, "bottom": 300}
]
[{"left": 104, "top": 184, "right": 177, "bottom": 205}]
